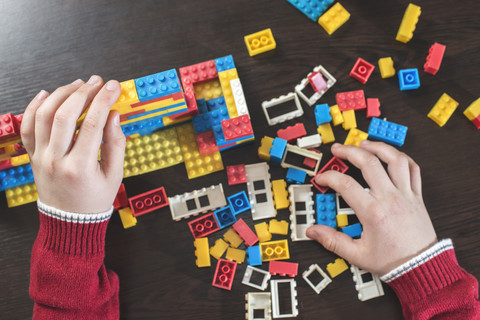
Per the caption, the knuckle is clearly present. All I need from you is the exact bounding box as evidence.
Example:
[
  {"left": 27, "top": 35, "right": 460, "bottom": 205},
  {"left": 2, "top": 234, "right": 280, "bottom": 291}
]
[
  {"left": 81, "top": 116, "right": 99, "bottom": 132},
  {"left": 339, "top": 175, "right": 356, "bottom": 191},
  {"left": 364, "top": 154, "right": 380, "bottom": 167},
  {"left": 53, "top": 111, "right": 71, "bottom": 126}
]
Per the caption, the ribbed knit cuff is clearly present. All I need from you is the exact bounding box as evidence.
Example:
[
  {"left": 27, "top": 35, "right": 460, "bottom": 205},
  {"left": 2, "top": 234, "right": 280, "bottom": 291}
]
[
  {"left": 382, "top": 239, "right": 468, "bottom": 304},
  {"left": 36, "top": 199, "right": 113, "bottom": 256}
]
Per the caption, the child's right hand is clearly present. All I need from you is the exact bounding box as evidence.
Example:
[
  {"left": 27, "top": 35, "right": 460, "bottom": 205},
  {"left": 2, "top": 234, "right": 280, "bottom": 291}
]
[{"left": 306, "top": 141, "right": 438, "bottom": 276}]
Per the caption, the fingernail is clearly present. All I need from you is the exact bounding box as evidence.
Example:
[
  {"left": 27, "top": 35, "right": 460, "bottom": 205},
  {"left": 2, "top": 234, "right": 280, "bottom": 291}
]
[
  {"left": 35, "top": 90, "right": 48, "bottom": 101},
  {"left": 360, "top": 140, "right": 370, "bottom": 146},
  {"left": 105, "top": 80, "right": 119, "bottom": 91},
  {"left": 332, "top": 143, "right": 341, "bottom": 149},
  {"left": 114, "top": 112, "right": 120, "bottom": 126},
  {"left": 71, "top": 79, "right": 83, "bottom": 86},
  {"left": 87, "top": 75, "right": 101, "bottom": 84}
]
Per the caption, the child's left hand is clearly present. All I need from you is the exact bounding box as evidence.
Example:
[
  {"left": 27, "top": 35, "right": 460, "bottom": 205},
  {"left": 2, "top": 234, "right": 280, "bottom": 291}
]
[{"left": 21, "top": 76, "right": 126, "bottom": 214}]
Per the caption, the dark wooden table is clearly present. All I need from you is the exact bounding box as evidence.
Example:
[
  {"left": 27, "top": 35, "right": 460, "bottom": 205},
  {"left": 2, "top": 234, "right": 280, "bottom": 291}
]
[{"left": 1, "top": 0, "right": 479, "bottom": 319}]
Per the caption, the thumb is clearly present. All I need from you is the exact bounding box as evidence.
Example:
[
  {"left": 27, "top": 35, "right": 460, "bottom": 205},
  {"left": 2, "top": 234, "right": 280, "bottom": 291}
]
[
  {"left": 100, "top": 110, "right": 126, "bottom": 180},
  {"left": 307, "top": 225, "right": 360, "bottom": 263}
]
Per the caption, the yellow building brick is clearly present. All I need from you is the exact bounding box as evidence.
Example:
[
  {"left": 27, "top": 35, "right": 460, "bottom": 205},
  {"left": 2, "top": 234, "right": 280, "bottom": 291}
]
[
  {"left": 258, "top": 136, "right": 274, "bottom": 161},
  {"left": 5, "top": 183, "right": 38, "bottom": 208},
  {"left": 396, "top": 3, "right": 421, "bottom": 43},
  {"left": 210, "top": 239, "right": 229, "bottom": 259},
  {"left": 112, "top": 79, "right": 140, "bottom": 110},
  {"left": 317, "top": 123, "right": 335, "bottom": 144},
  {"left": 326, "top": 258, "right": 349, "bottom": 278},
  {"left": 318, "top": 2, "right": 351, "bottom": 35},
  {"left": 336, "top": 214, "right": 348, "bottom": 228},
  {"left": 342, "top": 110, "right": 357, "bottom": 130},
  {"left": 218, "top": 69, "right": 240, "bottom": 118},
  {"left": 271, "top": 179, "right": 289, "bottom": 210},
  {"left": 223, "top": 228, "right": 244, "bottom": 248},
  {"left": 10, "top": 154, "right": 30, "bottom": 166},
  {"left": 427, "top": 93, "right": 459, "bottom": 127},
  {"left": 378, "top": 57, "right": 395, "bottom": 79},
  {"left": 118, "top": 207, "right": 137, "bottom": 229},
  {"left": 254, "top": 222, "right": 272, "bottom": 243},
  {"left": 194, "top": 238, "right": 211, "bottom": 268},
  {"left": 330, "top": 105, "right": 344, "bottom": 126},
  {"left": 260, "top": 239, "right": 290, "bottom": 261},
  {"left": 194, "top": 79, "right": 223, "bottom": 101},
  {"left": 269, "top": 219, "right": 289, "bottom": 235},
  {"left": 226, "top": 247, "right": 246, "bottom": 264},
  {"left": 244, "top": 28, "right": 276, "bottom": 56},
  {"left": 344, "top": 128, "right": 368, "bottom": 147},
  {"left": 162, "top": 115, "right": 191, "bottom": 127},
  {"left": 464, "top": 97, "right": 480, "bottom": 121}
]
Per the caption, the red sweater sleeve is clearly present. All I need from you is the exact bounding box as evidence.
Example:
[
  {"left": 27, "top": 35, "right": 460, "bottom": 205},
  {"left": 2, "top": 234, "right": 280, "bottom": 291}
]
[
  {"left": 381, "top": 239, "right": 480, "bottom": 320},
  {"left": 30, "top": 200, "right": 119, "bottom": 320}
]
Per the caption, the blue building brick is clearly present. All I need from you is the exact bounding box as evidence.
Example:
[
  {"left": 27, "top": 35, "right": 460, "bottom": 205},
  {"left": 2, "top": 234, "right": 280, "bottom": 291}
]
[
  {"left": 316, "top": 193, "right": 336, "bottom": 228},
  {"left": 314, "top": 104, "right": 332, "bottom": 126},
  {"left": 192, "top": 107, "right": 230, "bottom": 134},
  {"left": 228, "top": 191, "right": 251, "bottom": 215},
  {"left": 214, "top": 55, "right": 236, "bottom": 72},
  {"left": 208, "top": 107, "right": 230, "bottom": 127},
  {"left": 214, "top": 206, "right": 237, "bottom": 229},
  {"left": 197, "top": 98, "right": 208, "bottom": 114},
  {"left": 368, "top": 117, "right": 408, "bottom": 147},
  {"left": 269, "top": 138, "right": 288, "bottom": 164},
  {"left": 398, "top": 68, "right": 420, "bottom": 91},
  {"left": 121, "top": 114, "right": 164, "bottom": 137},
  {"left": 246, "top": 245, "right": 262, "bottom": 266},
  {"left": 342, "top": 223, "right": 363, "bottom": 238},
  {"left": 134, "top": 69, "right": 182, "bottom": 102},
  {"left": 286, "top": 167, "right": 307, "bottom": 184},
  {"left": 286, "top": 0, "right": 335, "bottom": 21},
  {"left": 206, "top": 96, "right": 226, "bottom": 112},
  {"left": 0, "top": 163, "right": 34, "bottom": 192}
]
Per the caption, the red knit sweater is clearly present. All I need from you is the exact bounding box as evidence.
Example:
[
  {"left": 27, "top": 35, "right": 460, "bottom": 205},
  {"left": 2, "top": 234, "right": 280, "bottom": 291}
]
[{"left": 30, "top": 202, "right": 480, "bottom": 319}]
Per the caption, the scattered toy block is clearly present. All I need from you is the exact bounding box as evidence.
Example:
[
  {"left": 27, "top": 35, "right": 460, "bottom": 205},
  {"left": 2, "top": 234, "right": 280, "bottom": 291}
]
[
  {"left": 281, "top": 144, "right": 323, "bottom": 176},
  {"left": 210, "top": 239, "right": 229, "bottom": 259},
  {"left": 398, "top": 68, "right": 420, "bottom": 90},
  {"left": 113, "top": 183, "right": 129, "bottom": 211},
  {"left": 269, "top": 219, "right": 289, "bottom": 235},
  {"left": 366, "top": 98, "right": 381, "bottom": 118},
  {"left": 396, "top": 3, "right": 421, "bottom": 43},
  {"left": 336, "top": 214, "right": 349, "bottom": 228},
  {"left": 336, "top": 90, "right": 366, "bottom": 111},
  {"left": 463, "top": 97, "right": 480, "bottom": 121},
  {"left": 112, "top": 79, "right": 140, "bottom": 109},
  {"left": 244, "top": 28, "right": 276, "bottom": 56},
  {"left": 286, "top": 0, "right": 335, "bottom": 21},
  {"left": 223, "top": 228, "right": 244, "bottom": 248},
  {"left": 128, "top": 187, "right": 168, "bottom": 217},
  {"left": 311, "top": 157, "right": 349, "bottom": 193},
  {"left": 317, "top": 123, "right": 335, "bottom": 144},
  {"left": 194, "top": 238, "right": 211, "bottom": 268},
  {"left": 427, "top": 93, "right": 459, "bottom": 127},
  {"left": 342, "top": 222, "right": 363, "bottom": 238},
  {"left": 308, "top": 72, "right": 327, "bottom": 93},
  {"left": 246, "top": 245, "right": 262, "bottom": 266},
  {"left": 188, "top": 212, "right": 220, "bottom": 239},
  {"left": 212, "top": 259, "right": 237, "bottom": 290},
  {"left": 226, "top": 164, "right": 246, "bottom": 185},
  {"left": 316, "top": 193, "right": 336, "bottom": 228},
  {"left": 228, "top": 191, "right": 251, "bottom": 215},
  {"left": 277, "top": 123, "right": 307, "bottom": 143},
  {"left": 271, "top": 179, "right": 290, "bottom": 210},
  {"left": 297, "top": 134, "right": 322, "bottom": 149},
  {"left": 342, "top": 110, "right": 357, "bottom": 130},
  {"left": 472, "top": 115, "right": 480, "bottom": 129},
  {"left": 344, "top": 128, "right": 368, "bottom": 147},
  {"left": 260, "top": 239, "right": 290, "bottom": 261},
  {"left": 258, "top": 136, "right": 274, "bottom": 161},
  {"left": 242, "top": 266, "right": 271, "bottom": 291},
  {"left": 221, "top": 115, "right": 253, "bottom": 141},
  {"left": 269, "top": 137, "right": 288, "bottom": 164},
  {"left": 233, "top": 218, "right": 259, "bottom": 246},
  {"left": 270, "top": 279, "right": 299, "bottom": 318},
  {"left": 214, "top": 55, "right": 236, "bottom": 72},
  {"left": 330, "top": 104, "right": 344, "bottom": 126},
  {"left": 424, "top": 43, "right": 446, "bottom": 75},
  {"left": 286, "top": 167, "right": 307, "bottom": 184},
  {"left": 118, "top": 207, "right": 137, "bottom": 229},
  {"left": 10, "top": 154, "right": 29, "bottom": 167},
  {"left": 302, "top": 264, "right": 332, "bottom": 294},
  {"left": 0, "top": 113, "right": 21, "bottom": 148},
  {"left": 269, "top": 261, "right": 298, "bottom": 277},
  {"left": 217, "top": 68, "right": 241, "bottom": 118},
  {"left": 195, "top": 130, "right": 219, "bottom": 155},
  {"left": 318, "top": 2, "right": 351, "bottom": 35},
  {"left": 255, "top": 222, "right": 272, "bottom": 242},
  {"left": 296, "top": 65, "right": 336, "bottom": 105},
  {"left": 368, "top": 117, "right": 408, "bottom": 147},
  {"left": 378, "top": 57, "right": 396, "bottom": 79},
  {"left": 134, "top": 69, "right": 182, "bottom": 102},
  {"left": 214, "top": 206, "right": 237, "bottom": 229},
  {"left": 351, "top": 265, "right": 385, "bottom": 301},
  {"left": 262, "top": 93, "right": 304, "bottom": 126},
  {"left": 326, "top": 258, "right": 348, "bottom": 278},
  {"left": 226, "top": 247, "right": 246, "bottom": 264},
  {"left": 303, "top": 148, "right": 321, "bottom": 169},
  {"left": 5, "top": 182, "right": 37, "bottom": 207},
  {"left": 315, "top": 104, "right": 332, "bottom": 125},
  {"left": 350, "top": 58, "right": 375, "bottom": 84}
]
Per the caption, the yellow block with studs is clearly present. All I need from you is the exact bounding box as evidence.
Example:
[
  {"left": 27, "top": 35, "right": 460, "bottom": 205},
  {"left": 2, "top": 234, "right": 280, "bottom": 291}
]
[
  {"left": 318, "top": 2, "right": 351, "bottom": 35},
  {"left": 344, "top": 128, "right": 368, "bottom": 147},
  {"left": 336, "top": 214, "right": 349, "bottom": 228},
  {"left": 330, "top": 105, "right": 344, "bottom": 126},
  {"left": 271, "top": 179, "right": 289, "bottom": 210},
  {"left": 223, "top": 228, "right": 243, "bottom": 248},
  {"left": 427, "top": 93, "right": 459, "bottom": 127},
  {"left": 194, "top": 238, "right": 211, "bottom": 268},
  {"left": 210, "top": 239, "right": 229, "bottom": 259},
  {"left": 5, "top": 183, "right": 38, "bottom": 207},
  {"left": 342, "top": 110, "right": 357, "bottom": 130},
  {"left": 326, "top": 258, "right": 349, "bottom": 278},
  {"left": 226, "top": 247, "right": 246, "bottom": 264},
  {"left": 317, "top": 123, "right": 335, "bottom": 144},
  {"left": 118, "top": 207, "right": 137, "bottom": 229},
  {"left": 269, "top": 219, "right": 289, "bottom": 235},
  {"left": 258, "top": 136, "right": 274, "bottom": 161},
  {"left": 255, "top": 222, "right": 272, "bottom": 242},
  {"left": 378, "top": 57, "right": 395, "bottom": 78}
]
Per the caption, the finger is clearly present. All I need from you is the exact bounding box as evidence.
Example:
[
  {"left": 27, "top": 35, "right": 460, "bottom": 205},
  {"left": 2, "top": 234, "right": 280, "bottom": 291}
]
[
  {"left": 73, "top": 80, "right": 121, "bottom": 159},
  {"left": 315, "top": 170, "right": 375, "bottom": 220},
  {"left": 99, "top": 110, "right": 126, "bottom": 180},
  {"left": 331, "top": 143, "right": 396, "bottom": 194},
  {"left": 306, "top": 225, "right": 361, "bottom": 264},
  {"left": 21, "top": 90, "right": 50, "bottom": 155},
  {"left": 34, "top": 79, "right": 84, "bottom": 151},
  {"left": 408, "top": 157, "right": 422, "bottom": 195},
  {"left": 359, "top": 141, "right": 411, "bottom": 192},
  {"left": 49, "top": 75, "right": 104, "bottom": 156}
]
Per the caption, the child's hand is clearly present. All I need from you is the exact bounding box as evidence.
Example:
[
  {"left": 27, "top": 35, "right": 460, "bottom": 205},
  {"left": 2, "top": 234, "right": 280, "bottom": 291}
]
[
  {"left": 306, "top": 141, "right": 437, "bottom": 275},
  {"left": 21, "top": 76, "right": 126, "bottom": 214}
]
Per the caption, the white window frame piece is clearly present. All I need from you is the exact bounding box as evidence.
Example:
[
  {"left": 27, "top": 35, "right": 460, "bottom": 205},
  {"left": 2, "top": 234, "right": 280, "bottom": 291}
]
[
  {"left": 288, "top": 185, "right": 315, "bottom": 241},
  {"left": 302, "top": 264, "right": 332, "bottom": 294},
  {"left": 270, "top": 279, "right": 299, "bottom": 318},
  {"left": 281, "top": 144, "right": 323, "bottom": 176},
  {"left": 350, "top": 265, "right": 385, "bottom": 301},
  {"left": 242, "top": 265, "right": 271, "bottom": 291},
  {"left": 230, "top": 78, "right": 249, "bottom": 116},
  {"left": 245, "top": 163, "right": 277, "bottom": 220},
  {"left": 245, "top": 292, "right": 272, "bottom": 320},
  {"left": 296, "top": 134, "right": 322, "bottom": 149},
  {"left": 168, "top": 183, "right": 227, "bottom": 221},
  {"left": 294, "top": 65, "right": 336, "bottom": 106},
  {"left": 262, "top": 93, "right": 303, "bottom": 126}
]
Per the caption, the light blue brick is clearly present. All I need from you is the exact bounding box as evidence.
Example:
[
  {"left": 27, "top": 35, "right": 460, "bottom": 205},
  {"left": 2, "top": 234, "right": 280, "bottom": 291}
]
[
  {"left": 286, "top": 167, "right": 307, "bottom": 184},
  {"left": 368, "top": 117, "right": 408, "bottom": 147},
  {"left": 134, "top": 69, "right": 182, "bottom": 102},
  {"left": 315, "top": 104, "right": 332, "bottom": 126},
  {"left": 398, "top": 68, "right": 420, "bottom": 91},
  {"left": 316, "top": 193, "right": 336, "bottom": 228}
]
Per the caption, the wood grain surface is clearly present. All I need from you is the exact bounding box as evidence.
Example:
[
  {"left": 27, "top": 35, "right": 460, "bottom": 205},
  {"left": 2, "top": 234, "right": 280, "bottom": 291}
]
[{"left": 0, "top": 0, "right": 479, "bottom": 319}]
